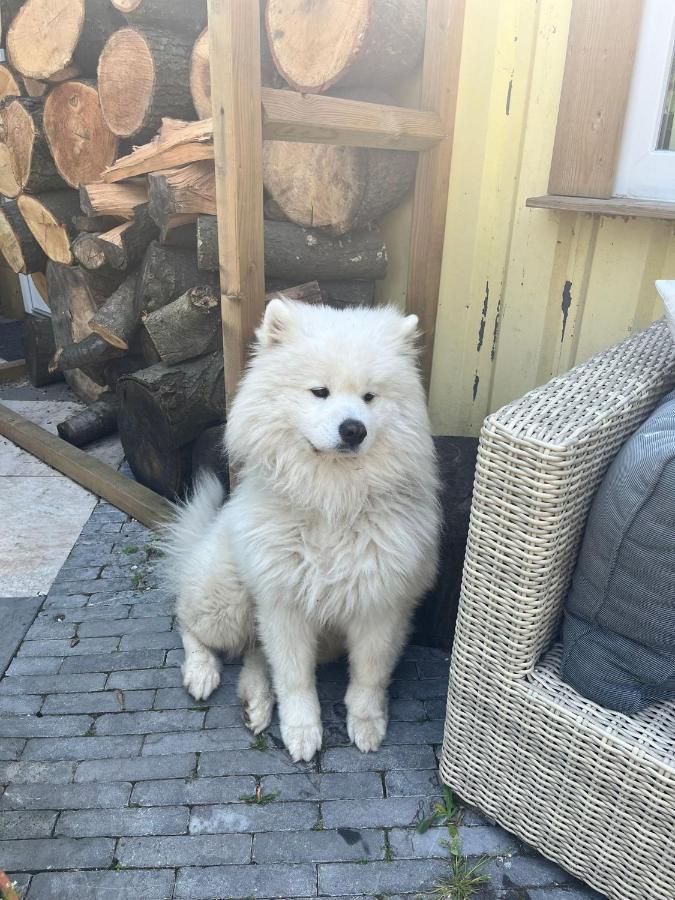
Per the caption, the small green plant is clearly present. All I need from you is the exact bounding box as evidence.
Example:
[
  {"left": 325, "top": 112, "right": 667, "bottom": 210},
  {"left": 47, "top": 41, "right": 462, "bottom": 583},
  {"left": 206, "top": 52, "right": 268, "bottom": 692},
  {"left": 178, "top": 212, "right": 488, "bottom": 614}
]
[
  {"left": 312, "top": 817, "right": 324, "bottom": 831},
  {"left": 122, "top": 545, "right": 139, "bottom": 555},
  {"left": 145, "top": 541, "right": 161, "bottom": 560},
  {"left": 417, "top": 785, "right": 459, "bottom": 835},
  {"left": 239, "top": 787, "right": 279, "bottom": 805},
  {"left": 383, "top": 835, "right": 394, "bottom": 862},
  {"left": 250, "top": 733, "right": 269, "bottom": 751},
  {"left": 131, "top": 572, "right": 144, "bottom": 589}
]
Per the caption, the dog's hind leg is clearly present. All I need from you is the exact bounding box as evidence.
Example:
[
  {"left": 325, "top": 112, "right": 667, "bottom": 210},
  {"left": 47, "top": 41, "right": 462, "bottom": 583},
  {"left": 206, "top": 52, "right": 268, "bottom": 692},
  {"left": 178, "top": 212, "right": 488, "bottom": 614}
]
[
  {"left": 181, "top": 629, "right": 222, "bottom": 701},
  {"left": 238, "top": 646, "right": 274, "bottom": 735}
]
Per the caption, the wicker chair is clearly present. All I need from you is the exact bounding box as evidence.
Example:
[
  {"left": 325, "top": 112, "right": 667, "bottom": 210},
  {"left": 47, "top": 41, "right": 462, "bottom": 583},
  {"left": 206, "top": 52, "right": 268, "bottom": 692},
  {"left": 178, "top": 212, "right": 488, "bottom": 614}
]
[{"left": 440, "top": 320, "right": 675, "bottom": 900}]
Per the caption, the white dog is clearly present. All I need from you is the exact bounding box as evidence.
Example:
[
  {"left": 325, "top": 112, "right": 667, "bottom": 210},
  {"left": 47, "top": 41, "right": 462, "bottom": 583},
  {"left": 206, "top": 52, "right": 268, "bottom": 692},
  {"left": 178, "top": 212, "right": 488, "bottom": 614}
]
[{"left": 164, "top": 299, "right": 441, "bottom": 762}]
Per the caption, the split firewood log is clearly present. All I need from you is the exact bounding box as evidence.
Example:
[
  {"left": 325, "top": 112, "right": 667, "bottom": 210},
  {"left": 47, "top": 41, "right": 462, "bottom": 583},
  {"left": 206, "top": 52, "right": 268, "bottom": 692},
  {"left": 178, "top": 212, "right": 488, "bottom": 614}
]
[
  {"left": 88, "top": 273, "right": 139, "bottom": 350},
  {"left": 136, "top": 241, "right": 217, "bottom": 314},
  {"left": 0, "top": 97, "right": 65, "bottom": 196},
  {"left": 53, "top": 331, "right": 126, "bottom": 372},
  {"left": 73, "top": 213, "right": 124, "bottom": 233},
  {"left": 141, "top": 285, "right": 222, "bottom": 365},
  {"left": 96, "top": 205, "right": 159, "bottom": 270},
  {"left": 18, "top": 191, "right": 81, "bottom": 264},
  {"left": 147, "top": 160, "right": 215, "bottom": 230},
  {"left": 101, "top": 118, "right": 213, "bottom": 182},
  {"left": 266, "top": 277, "right": 376, "bottom": 308},
  {"left": 71, "top": 232, "right": 108, "bottom": 270},
  {"left": 23, "top": 312, "right": 63, "bottom": 387},
  {"left": 0, "top": 199, "right": 47, "bottom": 275},
  {"left": 57, "top": 392, "right": 119, "bottom": 446},
  {"left": 197, "top": 215, "right": 388, "bottom": 281},
  {"left": 80, "top": 181, "right": 148, "bottom": 219},
  {"left": 98, "top": 26, "right": 194, "bottom": 141},
  {"left": 43, "top": 79, "right": 118, "bottom": 187},
  {"left": 7, "top": 0, "right": 123, "bottom": 80},
  {"left": 0, "top": 64, "right": 20, "bottom": 103},
  {"left": 265, "top": 0, "right": 426, "bottom": 93},
  {"left": 110, "top": 0, "right": 207, "bottom": 38}
]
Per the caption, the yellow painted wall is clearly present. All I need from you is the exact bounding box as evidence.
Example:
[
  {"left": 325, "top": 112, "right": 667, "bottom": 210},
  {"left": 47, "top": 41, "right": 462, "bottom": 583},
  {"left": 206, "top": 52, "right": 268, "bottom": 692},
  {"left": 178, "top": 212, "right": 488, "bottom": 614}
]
[{"left": 428, "top": 0, "right": 675, "bottom": 437}]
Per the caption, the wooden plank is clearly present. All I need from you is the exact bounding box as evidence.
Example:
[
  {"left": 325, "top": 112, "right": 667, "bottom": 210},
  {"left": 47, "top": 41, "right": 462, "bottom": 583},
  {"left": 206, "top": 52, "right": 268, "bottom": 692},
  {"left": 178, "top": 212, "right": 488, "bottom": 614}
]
[
  {"left": 0, "top": 359, "right": 26, "bottom": 384},
  {"left": 208, "top": 0, "right": 266, "bottom": 409},
  {"left": 407, "top": 0, "right": 466, "bottom": 391},
  {"left": 548, "top": 0, "right": 643, "bottom": 199},
  {"left": 261, "top": 88, "right": 445, "bottom": 151},
  {"left": 527, "top": 194, "right": 675, "bottom": 220},
  {"left": 0, "top": 402, "right": 173, "bottom": 529}
]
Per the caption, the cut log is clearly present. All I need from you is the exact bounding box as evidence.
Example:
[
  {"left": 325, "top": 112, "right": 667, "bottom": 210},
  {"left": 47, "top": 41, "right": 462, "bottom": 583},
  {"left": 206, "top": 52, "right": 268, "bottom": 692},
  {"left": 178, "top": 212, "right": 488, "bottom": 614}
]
[
  {"left": 0, "top": 143, "right": 20, "bottom": 197},
  {"left": 21, "top": 76, "right": 49, "bottom": 98},
  {"left": 98, "top": 26, "right": 194, "bottom": 141},
  {"left": 57, "top": 392, "right": 119, "bottom": 446},
  {"left": 197, "top": 215, "right": 388, "bottom": 280},
  {"left": 1, "top": 0, "right": 23, "bottom": 46},
  {"left": 102, "top": 354, "right": 146, "bottom": 388},
  {"left": 265, "top": 0, "right": 426, "bottom": 94},
  {"left": 7, "top": 0, "right": 122, "bottom": 80},
  {"left": 142, "top": 284, "right": 221, "bottom": 365},
  {"left": 88, "top": 273, "right": 139, "bottom": 350},
  {"left": 101, "top": 118, "right": 214, "bottom": 182},
  {"left": 95, "top": 204, "right": 158, "bottom": 270},
  {"left": 18, "top": 191, "right": 81, "bottom": 265},
  {"left": 23, "top": 312, "right": 63, "bottom": 387},
  {"left": 117, "top": 351, "right": 225, "bottom": 497},
  {"left": 73, "top": 213, "right": 124, "bottom": 233},
  {"left": 136, "top": 241, "right": 217, "bottom": 314},
  {"left": 266, "top": 277, "right": 375, "bottom": 308},
  {"left": 0, "top": 199, "right": 47, "bottom": 275},
  {"left": 71, "top": 232, "right": 107, "bottom": 270},
  {"left": 191, "top": 425, "right": 229, "bottom": 492},
  {"left": 53, "top": 331, "right": 126, "bottom": 373},
  {"left": 0, "top": 97, "right": 65, "bottom": 195},
  {"left": 31, "top": 271, "right": 49, "bottom": 304},
  {"left": 148, "top": 160, "right": 215, "bottom": 230},
  {"left": 45, "top": 64, "right": 82, "bottom": 84},
  {"left": 111, "top": 0, "right": 207, "bottom": 38},
  {"left": 43, "top": 79, "right": 118, "bottom": 188},
  {"left": 80, "top": 181, "right": 148, "bottom": 219},
  {"left": 0, "top": 63, "right": 20, "bottom": 102},
  {"left": 161, "top": 219, "right": 197, "bottom": 248}
]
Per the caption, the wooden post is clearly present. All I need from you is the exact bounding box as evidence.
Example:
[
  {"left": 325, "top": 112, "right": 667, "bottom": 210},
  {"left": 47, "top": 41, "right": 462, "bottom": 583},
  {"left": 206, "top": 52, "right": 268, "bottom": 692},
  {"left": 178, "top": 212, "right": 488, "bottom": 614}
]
[
  {"left": 207, "top": 0, "right": 266, "bottom": 411},
  {"left": 407, "top": 0, "right": 465, "bottom": 391}
]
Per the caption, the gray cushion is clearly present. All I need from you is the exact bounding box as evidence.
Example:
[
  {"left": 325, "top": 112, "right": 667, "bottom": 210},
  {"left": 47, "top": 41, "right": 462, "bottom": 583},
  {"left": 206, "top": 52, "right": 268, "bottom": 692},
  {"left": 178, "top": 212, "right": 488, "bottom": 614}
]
[{"left": 561, "top": 391, "right": 675, "bottom": 714}]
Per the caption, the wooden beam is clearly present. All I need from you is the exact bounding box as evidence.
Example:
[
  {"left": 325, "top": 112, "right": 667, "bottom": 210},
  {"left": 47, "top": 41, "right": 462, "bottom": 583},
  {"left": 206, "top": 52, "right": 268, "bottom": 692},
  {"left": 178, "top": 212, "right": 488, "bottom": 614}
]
[
  {"left": 407, "top": 0, "right": 466, "bottom": 391},
  {"left": 208, "top": 0, "right": 266, "bottom": 410},
  {"left": 261, "top": 88, "right": 445, "bottom": 151},
  {"left": 548, "top": 0, "right": 643, "bottom": 198},
  {"left": 527, "top": 194, "right": 675, "bottom": 220},
  {"left": 0, "top": 402, "right": 173, "bottom": 530},
  {"left": 0, "top": 359, "right": 26, "bottom": 384}
]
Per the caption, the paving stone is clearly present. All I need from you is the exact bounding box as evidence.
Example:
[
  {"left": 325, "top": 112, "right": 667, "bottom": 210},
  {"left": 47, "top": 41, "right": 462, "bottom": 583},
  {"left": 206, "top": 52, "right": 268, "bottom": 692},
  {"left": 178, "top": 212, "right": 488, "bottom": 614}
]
[
  {"left": 55, "top": 805, "right": 189, "bottom": 837},
  {"left": 174, "top": 863, "right": 316, "bottom": 899},
  {"left": 261, "top": 772, "right": 383, "bottom": 802},
  {"left": 95, "top": 709, "right": 204, "bottom": 736},
  {"left": 23, "top": 735, "right": 144, "bottom": 761},
  {"left": 189, "top": 800, "right": 319, "bottom": 834},
  {"left": 0, "top": 810, "right": 57, "bottom": 839},
  {"left": 77, "top": 616, "right": 172, "bottom": 637},
  {"left": 528, "top": 888, "right": 605, "bottom": 900},
  {"left": 199, "top": 748, "right": 317, "bottom": 776},
  {"left": 18, "top": 637, "right": 119, "bottom": 657},
  {"left": 5, "top": 657, "right": 63, "bottom": 676},
  {"left": 51, "top": 567, "right": 101, "bottom": 584},
  {"left": 0, "top": 738, "right": 25, "bottom": 760},
  {"left": 142, "top": 727, "right": 252, "bottom": 755},
  {"left": 42, "top": 689, "right": 155, "bottom": 716},
  {"left": 1, "top": 781, "right": 130, "bottom": 810},
  {"left": 130, "top": 600, "right": 176, "bottom": 617},
  {"left": 42, "top": 594, "right": 90, "bottom": 608},
  {"left": 0, "top": 715, "right": 93, "bottom": 738},
  {"left": 401, "top": 646, "right": 449, "bottom": 662},
  {"left": 385, "top": 768, "right": 441, "bottom": 797},
  {"left": 117, "top": 833, "right": 252, "bottom": 867},
  {"left": 0, "top": 673, "right": 107, "bottom": 695},
  {"left": 416, "top": 658, "right": 450, "bottom": 678},
  {"left": 389, "top": 824, "right": 518, "bottom": 859},
  {"left": 131, "top": 775, "right": 254, "bottom": 806},
  {"left": 204, "top": 706, "right": 250, "bottom": 728},
  {"left": 0, "top": 695, "right": 43, "bottom": 715},
  {"left": 49, "top": 577, "right": 137, "bottom": 596},
  {"left": 24, "top": 620, "right": 77, "bottom": 640},
  {"left": 76, "top": 753, "right": 196, "bottom": 783},
  {"left": 389, "top": 677, "right": 449, "bottom": 700},
  {"left": 322, "top": 797, "right": 430, "bottom": 829},
  {"left": 0, "top": 761, "right": 75, "bottom": 784},
  {"left": 37, "top": 606, "right": 131, "bottom": 623},
  {"left": 165, "top": 648, "right": 184, "bottom": 666},
  {"left": 485, "top": 855, "right": 580, "bottom": 888},
  {"left": 424, "top": 698, "right": 447, "bottom": 719},
  {"left": 8, "top": 875, "right": 30, "bottom": 897},
  {"left": 318, "top": 859, "right": 448, "bottom": 896},
  {"left": 27, "top": 869, "right": 175, "bottom": 900},
  {"left": 0, "top": 837, "right": 114, "bottom": 871},
  {"left": 254, "top": 828, "right": 385, "bottom": 863},
  {"left": 60, "top": 649, "right": 166, "bottom": 674},
  {"left": 321, "top": 744, "right": 437, "bottom": 772},
  {"left": 381, "top": 720, "right": 444, "bottom": 745},
  {"left": 106, "top": 668, "right": 183, "bottom": 690}
]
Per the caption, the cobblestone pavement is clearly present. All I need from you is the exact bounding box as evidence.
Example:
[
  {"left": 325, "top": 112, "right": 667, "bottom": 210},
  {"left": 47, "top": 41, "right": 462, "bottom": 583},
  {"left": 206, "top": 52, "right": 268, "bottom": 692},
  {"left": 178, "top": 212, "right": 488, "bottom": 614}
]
[{"left": 0, "top": 500, "right": 604, "bottom": 899}]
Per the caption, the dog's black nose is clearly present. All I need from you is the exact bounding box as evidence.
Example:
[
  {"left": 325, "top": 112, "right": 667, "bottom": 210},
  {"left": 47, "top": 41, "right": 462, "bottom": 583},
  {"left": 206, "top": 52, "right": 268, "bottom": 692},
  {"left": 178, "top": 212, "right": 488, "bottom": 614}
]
[{"left": 339, "top": 418, "right": 367, "bottom": 447}]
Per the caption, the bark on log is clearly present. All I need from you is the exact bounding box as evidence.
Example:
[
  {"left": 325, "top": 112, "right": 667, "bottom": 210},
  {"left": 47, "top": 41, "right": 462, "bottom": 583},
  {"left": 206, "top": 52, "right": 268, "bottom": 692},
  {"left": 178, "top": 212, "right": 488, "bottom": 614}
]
[
  {"left": 80, "top": 181, "right": 148, "bottom": 219},
  {"left": 97, "top": 204, "right": 158, "bottom": 270},
  {"left": 0, "top": 63, "right": 21, "bottom": 102},
  {"left": 148, "top": 160, "right": 215, "bottom": 230},
  {"left": 43, "top": 79, "right": 118, "bottom": 188},
  {"left": 265, "top": 0, "right": 426, "bottom": 93},
  {"left": 266, "top": 277, "right": 375, "bottom": 308},
  {"left": 0, "top": 97, "right": 65, "bottom": 196},
  {"left": 0, "top": 199, "right": 47, "bottom": 275},
  {"left": 88, "top": 273, "right": 139, "bottom": 350},
  {"left": 98, "top": 26, "right": 194, "bottom": 141},
  {"left": 57, "top": 392, "right": 119, "bottom": 446},
  {"left": 73, "top": 213, "right": 124, "bottom": 233},
  {"left": 161, "top": 220, "right": 197, "bottom": 249},
  {"left": 21, "top": 76, "right": 49, "bottom": 98},
  {"left": 111, "top": 0, "right": 207, "bottom": 38},
  {"left": 191, "top": 425, "right": 229, "bottom": 492},
  {"left": 18, "top": 191, "right": 81, "bottom": 265},
  {"left": 53, "top": 331, "right": 126, "bottom": 372},
  {"left": 7, "top": 0, "right": 123, "bottom": 80},
  {"left": 117, "top": 351, "right": 225, "bottom": 497},
  {"left": 142, "top": 284, "right": 221, "bottom": 365},
  {"left": 23, "top": 312, "right": 63, "bottom": 386},
  {"left": 137, "top": 240, "right": 217, "bottom": 314},
  {"left": 197, "top": 215, "right": 388, "bottom": 280},
  {"left": 72, "top": 232, "right": 108, "bottom": 270}
]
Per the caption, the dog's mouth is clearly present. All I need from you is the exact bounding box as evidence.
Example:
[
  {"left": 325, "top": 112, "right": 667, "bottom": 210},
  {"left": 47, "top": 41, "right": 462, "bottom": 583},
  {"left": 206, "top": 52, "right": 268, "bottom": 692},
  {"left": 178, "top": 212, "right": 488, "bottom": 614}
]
[{"left": 307, "top": 440, "right": 360, "bottom": 456}]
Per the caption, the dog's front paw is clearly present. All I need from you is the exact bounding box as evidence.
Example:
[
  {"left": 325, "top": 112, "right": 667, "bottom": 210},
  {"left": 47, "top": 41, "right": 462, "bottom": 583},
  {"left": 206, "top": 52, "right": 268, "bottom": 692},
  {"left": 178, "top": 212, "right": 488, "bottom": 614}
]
[
  {"left": 241, "top": 693, "right": 274, "bottom": 735},
  {"left": 347, "top": 712, "right": 387, "bottom": 753},
  {"left": 182, "top": 659, "right": 221, "bottom": 701},
  {"left": 281, "top": 722, "right": 323, "bottom": 762}
]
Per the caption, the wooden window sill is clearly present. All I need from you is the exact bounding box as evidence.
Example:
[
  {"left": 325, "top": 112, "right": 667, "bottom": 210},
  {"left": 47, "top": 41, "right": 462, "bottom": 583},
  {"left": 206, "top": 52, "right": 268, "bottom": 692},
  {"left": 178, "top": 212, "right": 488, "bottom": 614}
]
[{"left": 526, "top": 195, "right": 675, "bottom": 220}]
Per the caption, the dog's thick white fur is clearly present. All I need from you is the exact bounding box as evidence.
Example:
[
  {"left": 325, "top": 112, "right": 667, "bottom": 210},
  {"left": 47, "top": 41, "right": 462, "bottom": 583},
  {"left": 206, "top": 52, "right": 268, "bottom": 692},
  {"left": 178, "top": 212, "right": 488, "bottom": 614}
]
[{"left": 164, "top": 299, "right": 441, "bottom": 762}]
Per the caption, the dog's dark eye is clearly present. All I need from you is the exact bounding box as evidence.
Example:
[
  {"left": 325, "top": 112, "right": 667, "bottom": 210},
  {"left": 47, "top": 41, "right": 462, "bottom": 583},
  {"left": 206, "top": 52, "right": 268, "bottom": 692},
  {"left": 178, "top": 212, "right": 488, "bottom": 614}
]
[
  {"left": 311, "top": 387, "right": 330, "bottom": 399},
  {"left": 363, "top": 392, "right": 375, "bottom": 403}
]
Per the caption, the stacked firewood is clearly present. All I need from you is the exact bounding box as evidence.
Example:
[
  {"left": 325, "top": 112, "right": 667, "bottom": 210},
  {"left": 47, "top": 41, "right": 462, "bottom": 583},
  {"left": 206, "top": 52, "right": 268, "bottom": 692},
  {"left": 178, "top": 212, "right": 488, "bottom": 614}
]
[{"left": 0, "top": 0, "right": 425, "bottom": 497}]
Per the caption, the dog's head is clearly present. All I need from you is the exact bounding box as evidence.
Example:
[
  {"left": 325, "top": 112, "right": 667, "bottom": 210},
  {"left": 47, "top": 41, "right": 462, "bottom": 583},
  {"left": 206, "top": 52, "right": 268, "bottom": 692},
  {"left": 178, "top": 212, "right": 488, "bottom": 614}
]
[{"left": 226, "top": 299, "right": 433, "bottom": 511}]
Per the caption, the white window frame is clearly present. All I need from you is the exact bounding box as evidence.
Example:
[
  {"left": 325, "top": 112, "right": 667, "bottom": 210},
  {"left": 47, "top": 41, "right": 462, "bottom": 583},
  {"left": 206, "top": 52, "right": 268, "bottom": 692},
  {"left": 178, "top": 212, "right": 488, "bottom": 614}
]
[{"left": 614, "top": 0, "right": 675, "bottom": 202}]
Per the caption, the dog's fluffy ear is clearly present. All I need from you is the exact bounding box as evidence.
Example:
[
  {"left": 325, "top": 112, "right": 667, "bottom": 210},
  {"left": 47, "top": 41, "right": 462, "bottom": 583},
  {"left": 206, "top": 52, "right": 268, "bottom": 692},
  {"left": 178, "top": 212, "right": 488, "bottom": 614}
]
[
  {"left": 399, "top": 314, "right": 419, "bottom": 342},
  {"left": 259, "top": 297, "right": 295, "bottom": 346}
]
